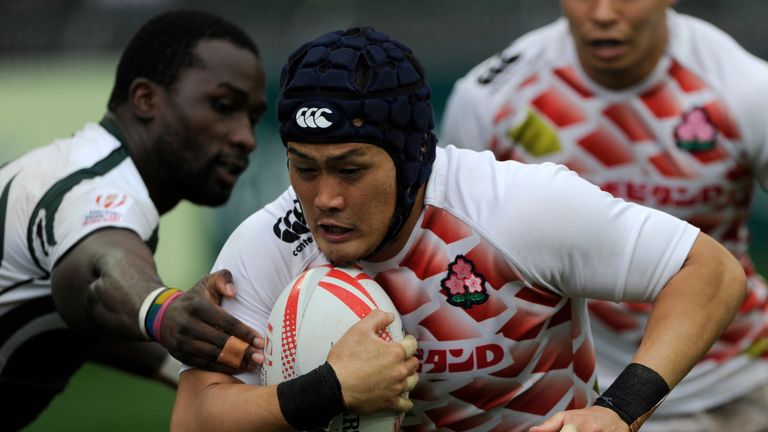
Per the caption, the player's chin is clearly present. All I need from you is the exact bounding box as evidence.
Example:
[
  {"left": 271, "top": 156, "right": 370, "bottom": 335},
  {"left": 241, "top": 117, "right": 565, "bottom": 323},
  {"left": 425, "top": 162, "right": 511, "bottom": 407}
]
[
  {"left": 322, "top": 251, "right": 358, "bottom": 267},
  {"left": 319, "top": 243, "right": 366, "bottom": 266},
  {"left": 187, "top": 185, "right": 234, "bottom": 207}
]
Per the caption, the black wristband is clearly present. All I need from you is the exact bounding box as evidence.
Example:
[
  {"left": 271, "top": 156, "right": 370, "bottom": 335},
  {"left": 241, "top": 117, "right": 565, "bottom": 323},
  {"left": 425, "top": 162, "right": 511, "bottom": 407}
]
[
  {"left": 276, "top": 361, "right": 345, "bottom": 430},
  {"left": 594, "top": 363, "right": 670, "bottom": 426}
]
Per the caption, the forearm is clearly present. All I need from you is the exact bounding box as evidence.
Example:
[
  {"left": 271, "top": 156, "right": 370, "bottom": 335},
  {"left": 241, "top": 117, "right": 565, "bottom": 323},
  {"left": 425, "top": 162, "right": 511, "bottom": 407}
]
[
  {"left": 52, "top": 228, "right": 163, "bottom": 339},
  {"left": 85, "top": 250, "right": 161, "bottom": 338},
  {"left": 172, "top": 315, "right": 419, "bottom": 431},
  {"left": 54, "top": 229, "right": 264, "bottom": 374},
  {"left": 582, "top": 234, "right": 746, "bottom": 432},
  {"left": 631, "top": 233, "right": 745, "bottom": 387},
  {"left": 172, "top": 370, "right": 291, "bottom": 432}
]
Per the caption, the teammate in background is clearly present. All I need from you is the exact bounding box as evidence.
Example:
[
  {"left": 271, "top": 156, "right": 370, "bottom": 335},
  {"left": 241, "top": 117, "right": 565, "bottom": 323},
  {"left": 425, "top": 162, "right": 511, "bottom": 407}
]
[
  {"left": 441, "top": 0, "right": 768, "bottom": 431},
  {"left": 172, "top": 26, "right": 745, "bottom": 432},
  {"left": 0, "top": 10, "right": 268, "bottom": 430}
]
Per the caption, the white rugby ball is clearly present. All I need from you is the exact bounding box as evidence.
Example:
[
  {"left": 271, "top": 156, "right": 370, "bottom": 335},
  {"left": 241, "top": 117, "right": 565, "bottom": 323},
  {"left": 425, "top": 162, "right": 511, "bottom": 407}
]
[{"left": 261, "top": 266, "right": 405, "bottom": 432}]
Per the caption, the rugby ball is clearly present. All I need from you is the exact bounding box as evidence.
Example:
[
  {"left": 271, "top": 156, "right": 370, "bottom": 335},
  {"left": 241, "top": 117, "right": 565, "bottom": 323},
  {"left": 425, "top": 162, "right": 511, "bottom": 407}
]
[{"left": 261, "top": 266, "right": 405, "bottom": 432}]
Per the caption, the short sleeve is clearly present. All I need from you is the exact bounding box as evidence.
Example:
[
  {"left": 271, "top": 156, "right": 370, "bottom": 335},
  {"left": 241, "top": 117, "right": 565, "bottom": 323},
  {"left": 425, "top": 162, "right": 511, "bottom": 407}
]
[
  {"left": 503, "top": 163, "right": 701, "bottom": 302},
  {"left": 41, "top": 163, "right": 158, "bottom": 269}
]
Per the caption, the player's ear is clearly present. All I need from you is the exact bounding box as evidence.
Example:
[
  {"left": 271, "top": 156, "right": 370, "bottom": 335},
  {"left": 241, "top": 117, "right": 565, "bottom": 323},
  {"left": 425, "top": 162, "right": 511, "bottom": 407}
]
[{"left": 128, "top": 78, "right": 162, "bottom": 120}]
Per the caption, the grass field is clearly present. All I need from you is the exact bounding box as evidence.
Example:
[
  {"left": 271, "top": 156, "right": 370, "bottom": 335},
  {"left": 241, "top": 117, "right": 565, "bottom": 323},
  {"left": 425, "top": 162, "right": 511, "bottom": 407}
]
[{"left": 25, "top": 364, "right": 176, "bottom": 431}]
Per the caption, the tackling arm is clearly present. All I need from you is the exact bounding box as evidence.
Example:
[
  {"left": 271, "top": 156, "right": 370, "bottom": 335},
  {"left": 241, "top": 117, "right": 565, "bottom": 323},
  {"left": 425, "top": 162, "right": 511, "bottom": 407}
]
[
  {"left": 51, "top": 228, "right": 265, "bottom": 374},
  {"left": 51, "top": 228, "right": 161, "bottom": 339}
]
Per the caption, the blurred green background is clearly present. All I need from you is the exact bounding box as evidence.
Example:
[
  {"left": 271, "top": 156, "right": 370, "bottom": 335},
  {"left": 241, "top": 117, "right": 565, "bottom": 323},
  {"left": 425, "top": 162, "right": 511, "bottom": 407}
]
[{"left": 1, "top": 1, "right": 767, "bottom": 430}]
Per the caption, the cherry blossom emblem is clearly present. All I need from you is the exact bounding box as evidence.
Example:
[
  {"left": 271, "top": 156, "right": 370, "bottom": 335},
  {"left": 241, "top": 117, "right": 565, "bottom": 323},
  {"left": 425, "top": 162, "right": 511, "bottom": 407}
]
[
  {"left": 673, "top": 107, "right": 717, "bottom": 152},
  {"left": 440, "top": 255, "right": 489, "bottom": 309}
]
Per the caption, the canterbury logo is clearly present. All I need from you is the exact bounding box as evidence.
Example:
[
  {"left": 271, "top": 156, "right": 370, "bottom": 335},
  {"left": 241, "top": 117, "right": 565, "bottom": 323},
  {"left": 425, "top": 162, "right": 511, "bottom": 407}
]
[
  {"left": 296, "top": 107, "right": 333, "bottom": 128},
  {"left": 273, "top": 199, "right": 309, "bottom": 243}
]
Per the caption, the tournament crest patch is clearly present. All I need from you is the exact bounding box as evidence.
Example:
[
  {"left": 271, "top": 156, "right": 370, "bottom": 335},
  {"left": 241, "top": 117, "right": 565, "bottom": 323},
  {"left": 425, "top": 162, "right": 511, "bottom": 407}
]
[
  {"left": 441, "top": 255, "right": 489, "bottom": 309},
  {"left": 674, "top": 107, "right": 717, "bottom": 152},
  {"left": 84, "top": 191, "right": 132, "bottom": 226}
]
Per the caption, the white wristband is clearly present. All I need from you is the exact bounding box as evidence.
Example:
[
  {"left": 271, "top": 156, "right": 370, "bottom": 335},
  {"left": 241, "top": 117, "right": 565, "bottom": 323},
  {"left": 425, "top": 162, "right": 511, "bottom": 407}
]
[{"left": 138, "top": 287, "right": 166, "bottom": 340}]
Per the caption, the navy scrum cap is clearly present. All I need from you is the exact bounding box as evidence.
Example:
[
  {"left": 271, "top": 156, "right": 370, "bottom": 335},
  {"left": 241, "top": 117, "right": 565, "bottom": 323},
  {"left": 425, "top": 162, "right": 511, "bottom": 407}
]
[{"left": 278, "top": 26, "right": 437, "bottom": 253}]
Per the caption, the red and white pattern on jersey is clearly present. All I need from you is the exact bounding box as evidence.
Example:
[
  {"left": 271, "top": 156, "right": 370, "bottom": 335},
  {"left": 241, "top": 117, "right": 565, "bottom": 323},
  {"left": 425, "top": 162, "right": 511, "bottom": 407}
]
[
  {"left": 490, "top": 58, "right": 768, "bottom": 366},
  {"left": 368, "top": 207, "right": 597, "bottom": 431}
]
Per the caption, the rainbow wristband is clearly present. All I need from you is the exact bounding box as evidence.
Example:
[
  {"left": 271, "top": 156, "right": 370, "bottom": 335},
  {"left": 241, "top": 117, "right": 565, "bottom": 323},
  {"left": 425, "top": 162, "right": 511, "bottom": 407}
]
[
  {"left": 138, "top": 287, "right": 165, "bottom": 340},
  {"left": 139, "top": 287, "right": 183, "bottom": 344}
]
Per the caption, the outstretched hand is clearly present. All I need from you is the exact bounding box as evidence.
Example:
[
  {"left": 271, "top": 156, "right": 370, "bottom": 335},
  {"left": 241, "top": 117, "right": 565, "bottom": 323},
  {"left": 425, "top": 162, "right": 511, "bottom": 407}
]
[
  {"left": 327, "top": 310, "right": 420, "bottom": 415},
  {"left": 529, "top": 406, "right": 629, "bottom": 432},
  {"left": 159, "top": 270, "right": 265, "bottom": 374}
]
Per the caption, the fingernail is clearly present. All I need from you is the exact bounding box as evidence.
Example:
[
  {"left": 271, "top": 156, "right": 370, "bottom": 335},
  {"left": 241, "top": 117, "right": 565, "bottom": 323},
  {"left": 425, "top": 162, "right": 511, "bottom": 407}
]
[
  {"left": 253, "top": 337, "right": 265, "bottom": 348},
  {"left": 252, "top": 352, "right": 265, "bottom": 365},
  {"left": 225, "top": 283, "right": 236, "bottom": 296}
]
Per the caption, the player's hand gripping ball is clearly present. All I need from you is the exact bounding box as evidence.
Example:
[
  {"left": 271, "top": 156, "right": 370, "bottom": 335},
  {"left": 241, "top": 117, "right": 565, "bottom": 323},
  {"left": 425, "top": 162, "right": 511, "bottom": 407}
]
[{"left": 262, "top": 266, "right": 406, "bottom": 431}]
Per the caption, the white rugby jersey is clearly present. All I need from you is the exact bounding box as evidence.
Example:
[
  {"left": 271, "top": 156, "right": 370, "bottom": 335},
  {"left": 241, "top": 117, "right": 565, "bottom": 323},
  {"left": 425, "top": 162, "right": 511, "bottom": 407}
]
[
  {"left": 213, "top": 145, "right": 698, "bottom": 430},
  {"left": 0, "top": 122, "right": 158, "bottom": 345},
  {"left": 442, "top": 10, "right": 768, "bottom": 416}
]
